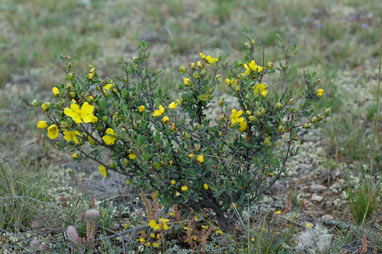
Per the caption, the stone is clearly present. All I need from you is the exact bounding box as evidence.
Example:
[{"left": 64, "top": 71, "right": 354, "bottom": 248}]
[
  {"left": 321, "top": 214, "right": 334, "bottom": 220},
  {"left": 311, "top": 194, "right": 323, "bottom": 202},
  {"left": 310, "top": 184, "right": 327, "bottom": 192}
]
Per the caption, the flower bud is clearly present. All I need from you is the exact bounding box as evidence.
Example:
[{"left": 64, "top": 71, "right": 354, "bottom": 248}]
[
  {"left": 69, "top": 92, "right": 76, "bottom": 98},
  {"left": 66, "top": 225, "right": 81, "bottom": 244},
  {"left": 275, "top": 102, "right": 283, "bottom": 110},
  {"left": 31, "top": 100, "right": 39, "bottom": 106},
  {"left": 30, "top": 239, "right": 40, "bottom": 250},
  {"left": 65, "top": 82, "right": 72, "bottom": 90},
  {"left": 84, "top": 209, "right": 100, "bottom": 220},
  {"left": 218, "top": 98, "right": 224, "bottom": 107},
  {"left": 178, "top": 65, "right": 186, "bottom": 73},
  {"left": 303, "top": 123, "right": 310, "bottom": 129},
  {"left": 289, "top": 98, "right": 295, "bottom": 104},
  {"left": 200, "top": 69, "right": 207, "bottom": 77},
  {"left": 324, "top": 108, "right": 331, "bottom": 116},
  {"left": 38, "top": 243, "right": 47, "bottom": 251},
  {"left": 67, "top": 72, "right": 75, "bottom": 80},
  {"left": 193, "top": 71, "right": 199, "bottom": 79},
  {"left": 278, "top": 125, "right": 285, "bottom": 133},
  {"left": 112, "top": 88, "right": 118, "bottom": 94}
]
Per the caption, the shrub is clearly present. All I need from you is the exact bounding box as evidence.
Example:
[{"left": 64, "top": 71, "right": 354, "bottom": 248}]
[{"left": 33, "top": 38, "right": 328, "bottom": 232}]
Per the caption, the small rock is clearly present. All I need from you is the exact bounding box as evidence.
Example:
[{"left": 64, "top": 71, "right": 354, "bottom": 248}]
[
  {"left": 310, "top": 184, "right": 327, "bottom": 192},
  {"left": 311, "top": 194, "right": 323, "bottom": 202},
  {"left": 298, "top": 163, "right": 311, "bottom": 170},
  {"left": 321, "top": 214, "right": 334, "bottom": 220}
]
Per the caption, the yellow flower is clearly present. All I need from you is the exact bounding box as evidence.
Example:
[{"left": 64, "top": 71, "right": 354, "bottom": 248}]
[
  {"left": 88, "top": 73, "right": 94, "bottom": 80},
  {"left": 161, "top": 116, "right": 169, "bottom": 124},
  {"left": 248, "top": 60, "right": 258, "bottom": 71},
  {"left": 200, "top": 52, "right": 218, "bottom": 64},
  {"left": 190, "top": 62, "right": 195, "bottom": 69},
  {"left": 194, "top": 215, "right": 198, "bottom": 221},
  {"left": 52, "top": 87, "right": 60, "bottom": 97},
  {"left": 159, "top": 217, "right": 170, "bottom": 230},
  {"left": 229, "top": 109, "right": 244, "bottom": 126},
  {"left": 153, "top": 242, "right": 159, "bottom": 248},
  {"left": 203, "top": 183, "right": 209, "bottom": 190},
  {"left": 37, "top": 121, "right": 48, "bottom": 129},
  {"left": 102, "top": 128, "right": 116, "bottom": 145},
  {"left": 197, "top": 154, "right": 204, "bottom": 164},
  {"left": 139, "top": 237, "right": 145, "bottom": 243},
  {"left": 205, "top": 55, "right": 218, "bottom": 65},
  {"left": 47, "top": 125, "right": 59, "bottom": 139},
  {"left": 201, "top": 225, "right": 208, "bottom": 229},
  {"left": 153, "top": 105, "right": 165, "bottom": 117},
  {"left": 103, "top": 84, "right": 113, "bottom": 91},
  {"left": 181, "top": 185, "right": 188, "bottom": 192},
  {"left": 138, "top": 105, "right": 145, "bottom": 112},
  {"left": 63, "top": 130, "right": 81, "bottom": 144},
  {"left": 188, "top": 153, "right": 194, "bottom": 159},
  {"left": 72, "top": 153, "right": 78, "bottom": 159},
  {"left": 251, "top": 237, "right": 255, "bottom": 242},
  {"left": 254, "top": 83, "right": 268, "bottom": 97},
  {"left": 148, "top": 220, "right": 161, "bottom": 231},
  {"left": 64, "top": 102, "right": 95, "bottom": 124},
  {"left": 99, "top": 165, "right": 107, "bottom": 178},
  {"left": 91, "top": 116, "right": 98, "bottom": 123},
  {"left": 225, "top": 78, "right": 231, "bottom": 86},
  {"left": 215, "top": 230, "right": 223, "bottom": 235},
  {"left": 239, "top": 121, "right": 247, "bottom": 132},
  {"left": 169, "top": 212, "right": 175, "bottom": 216},
  {"left": 305, "top": 222, "right": 313, "bottom": 228},
  {"left": 169, "top": 102, "right": 177, "bottom": 110},
  {"left": 274, "top": 210, "right": 281, "bottom": 215},
  {"left": 129, "top": 153, "right": 136, "bottom": 160},
  {"left": 316, "top": 89, "right": 324, "bottom": 97},
  {"left": 184, "top": 78, "right": 191, "bottom": 86},
  {"left": 171, "top": 180, "right": 176, "bottom": 185},
  {"left": 124, "top": 224, "right": 129, "bottom": 230}
]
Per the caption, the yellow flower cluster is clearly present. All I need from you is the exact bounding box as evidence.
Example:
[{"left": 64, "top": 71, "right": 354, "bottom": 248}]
[
  {"left": 241, "top": 60, "right": 263, "bottom": 77},
  {"left": 254, "top": 83, "right": 268, "bottom": 97},
  {"left": 229, "top": 109, "right": 247, "bottom": 132},
  {"left": 148, "top": 218, "right": 170, "bottom": 231},
  {"left": 200, "top": 52, "right": 218, "bottom": 65}
]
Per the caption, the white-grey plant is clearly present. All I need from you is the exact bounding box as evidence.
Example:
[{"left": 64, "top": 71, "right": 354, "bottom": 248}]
[{"left": 296, "top": 223, "right": 333, "bottom": 253}]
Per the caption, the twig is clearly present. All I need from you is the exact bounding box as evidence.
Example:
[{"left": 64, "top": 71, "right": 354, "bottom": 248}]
[{"left": 0, "top": 196, "right": 68, "bottom": 213}]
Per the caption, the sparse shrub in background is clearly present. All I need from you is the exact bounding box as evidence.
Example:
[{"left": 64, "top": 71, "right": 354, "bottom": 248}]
[
  {"left": 347, "top": 178, "right": 379, "bottom": 224},
  {"left": 33, "top": 37, "right": 328, "bottom": 233}
]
